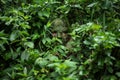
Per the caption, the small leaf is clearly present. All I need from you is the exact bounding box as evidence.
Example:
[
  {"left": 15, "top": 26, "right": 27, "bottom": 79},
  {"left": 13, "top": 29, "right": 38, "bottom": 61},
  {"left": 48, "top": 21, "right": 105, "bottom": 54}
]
[
  {"left": 23, "top": 67, "right": 27, "bottom": 76},
  {"left": 107, "top": 67, "right": 113, "bottom": 73},
  {"left": 21, "top": 50, "right": 30, "bottom": 61},
  {"left": 42, "top": 39, "right": 46, "bottom": 44},
  {"left": 10, "top": 31, "right": 19, "bottom": 41},
  {"left": 87, "top": 2, "right": 98, "bottom": 7},
  {"left": 83, "top": 40, "right": 91, "bottom": 45},
  {"left": 35, "top": 58, "right": 48, "bottom": 67},
  {"left": 64, "top": 60, "right": 77, "bottom": 68},
  {"left": 79, "top": 71, "right": 83, "bottom": 75},
  {"left": 24, "top": 42, "right": 34, "bottom": 48},
  {"left": 47, "top": 54, "right": 59, "bottom": 61},
  {"left": 20, "top": 23, "right": 31, "bottom": 29},
  {"left": 46, "top": 21, "right": 51, "bottom": 28},
  {"left": 91, "top": 24, "right": 101, "bottom": 30},
  {"left": 42, "top": 11, "right": 50, "bottom": 18}
]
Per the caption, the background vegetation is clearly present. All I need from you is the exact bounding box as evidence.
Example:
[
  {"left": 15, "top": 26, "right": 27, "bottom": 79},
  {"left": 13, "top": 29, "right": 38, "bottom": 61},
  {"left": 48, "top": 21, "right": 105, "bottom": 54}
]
[{"left": 0, "top": 0, "right": 120, "bottom": 80}]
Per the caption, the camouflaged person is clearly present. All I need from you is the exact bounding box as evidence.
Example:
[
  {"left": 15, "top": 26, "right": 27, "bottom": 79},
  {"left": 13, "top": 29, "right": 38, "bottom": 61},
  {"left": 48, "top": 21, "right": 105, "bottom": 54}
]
[
  {"left": 51, "top": 18, "right": 68, "bottom": 38},
  {"left": 51, "top": 18, "right": 74, "bottom": 53}
]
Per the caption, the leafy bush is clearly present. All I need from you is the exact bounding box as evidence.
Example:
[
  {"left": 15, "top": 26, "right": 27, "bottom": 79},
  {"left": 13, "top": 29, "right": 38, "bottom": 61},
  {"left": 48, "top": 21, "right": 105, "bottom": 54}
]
[{"left": 0, "top": 0, "right": 120, "bottom": 80}]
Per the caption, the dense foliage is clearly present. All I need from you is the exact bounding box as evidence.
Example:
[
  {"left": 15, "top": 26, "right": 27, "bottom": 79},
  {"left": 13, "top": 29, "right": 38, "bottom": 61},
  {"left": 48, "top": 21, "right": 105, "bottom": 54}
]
[{"left": 0, "top": 0, "right": 120, "bottom": 80}]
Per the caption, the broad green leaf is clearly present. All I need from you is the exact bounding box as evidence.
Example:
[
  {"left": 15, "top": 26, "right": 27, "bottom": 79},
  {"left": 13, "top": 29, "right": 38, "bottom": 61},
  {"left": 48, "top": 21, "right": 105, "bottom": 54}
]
[
  {"left": 35, "top": 58, "right": 48, "bottom": 67},
  {"left": 42, "top": 11, "right": 50, "bottom": 18},
  {"left": 21, "top": 50, "right": 30, "bottom": 61},
  {"left": 47, "top": 54, "right": 59, "bottom": 61},
  {"left": 10, "top": 31, "right": 19, "bottom": 41},
  {"left": 107, "top": 67, "right": 113, "bottom": 73},
  {"left": 24, "top": 42, "right": 34, "bottom": 48},
  {"left": 64, "top": 60, "right": 77, "bottom": 68},
  {"left": 116, "top": 72, "right": 120, "bottom": 77}
]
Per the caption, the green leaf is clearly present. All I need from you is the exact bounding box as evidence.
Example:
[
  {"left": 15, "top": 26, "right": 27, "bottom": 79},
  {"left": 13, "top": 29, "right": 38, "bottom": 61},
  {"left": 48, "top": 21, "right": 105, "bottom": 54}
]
[
  {"left": 107, "top": 67, "right": 113, "bottom": 73},
  {"left": 10, "top": 30, "right": 19, "bottom": 41},
  {"left": 23, "top": 67, "right": 27, "bottom": 76},
  {"left": 20, "top": 23, "right": 31, "bottom": 29},
  {"left": 116, "top": 72, "right": 120, "bottom": 77},
  {"left": 46, "top": 21, "right": 51, "bottom": 28},
  {"left": 42, "top": 38, "right": 51, "bottom": 44},
  {"left": 79, "top": 71, "right": 83, "bottom": 75},
  {"left": 87, "top": 2, "right": 98, "bottom": 8},
  {"left": 24, "top": 42, "right": 34, "bottom": 48},
  {"left": 0, "top": 31, "right": 7, "bottom": 37},
  {"left": 110, "top": 75, "right": 117, "bottom": 80},
  {"left": 21, "top": 50, "right": 30, "bottom": 61},
  {"left": 64, "top": 60, "right": 77, "bottom": 68},
  {"left": 42, "top": 11, "right": 50, "bottom": 18},
  {"left": 83, "top": 40, "right": 91, "bottom": 45},
  {"left": 35, "top": 58, "right": 48, "bottom": 67},
  {"left": 91, "top": 24, "right": 101, "bottom": 30},
  {"left": 48, "top": 63, "right": 60, "bottom": 68},
  {"left": 47, "top": 54, "right": 59, "bottom": 61}
]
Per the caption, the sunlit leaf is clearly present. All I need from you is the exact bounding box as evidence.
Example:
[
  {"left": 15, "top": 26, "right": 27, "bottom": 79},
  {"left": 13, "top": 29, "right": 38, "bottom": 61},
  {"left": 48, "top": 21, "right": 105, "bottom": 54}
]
[{"left": 24, "top": 42, "right": 34, "bottom": 48}]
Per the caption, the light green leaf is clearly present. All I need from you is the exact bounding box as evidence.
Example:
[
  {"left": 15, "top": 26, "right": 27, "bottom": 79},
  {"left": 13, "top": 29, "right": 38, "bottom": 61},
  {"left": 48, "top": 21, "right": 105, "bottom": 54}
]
[
  {"left": 87, "top": 2, "right": 98, "bottom": 7},
  {"left": 24, "top": 42, "right": 34, "bottom": 48},
  {"left": 21, "top": 50, "right": 30, "bottom": 61},
  {"left": 116, "top": 72, "right": 120, "bottom": 77},
  {"left": 35, "top": 58, "right": 48, "bottom": 67},
  {"left": 47, "top": 54, "right": 59, "bottom": 61},
  {"left": 64, "top": 60, "right": 77, "bottom": 68},
  {"left": 42, "top": 11, "right": 50, "bottom": 18},
  {"left": 10, "top": 31, "right": 19, "bottom": 41},
  {"left": 23, "top": 67, "right": 27, "bottom": 76}
]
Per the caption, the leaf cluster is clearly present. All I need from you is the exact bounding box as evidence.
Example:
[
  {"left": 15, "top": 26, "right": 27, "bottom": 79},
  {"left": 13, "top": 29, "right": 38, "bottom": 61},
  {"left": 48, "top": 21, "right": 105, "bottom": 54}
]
[{"left": 0, "top": 0, "right": 120, "bottom": 80}]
